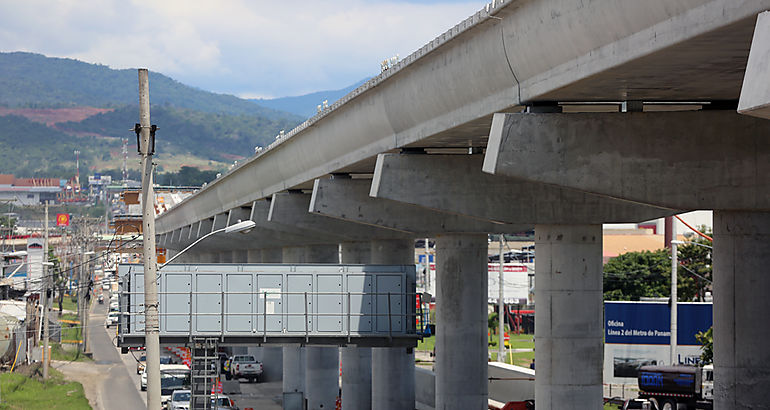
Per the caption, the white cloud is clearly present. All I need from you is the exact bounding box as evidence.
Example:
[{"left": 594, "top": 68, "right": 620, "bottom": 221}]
[{"left": 0, "top": 0, "right": 484, "bottom": 97}]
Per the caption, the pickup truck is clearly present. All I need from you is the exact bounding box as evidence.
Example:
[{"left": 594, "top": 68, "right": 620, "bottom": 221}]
[
  {"left": 624, "top": 364, "right": 713, "bottom": 410},
  {"left": 226, "top": 355, "right": 263, "bottom": 383}
]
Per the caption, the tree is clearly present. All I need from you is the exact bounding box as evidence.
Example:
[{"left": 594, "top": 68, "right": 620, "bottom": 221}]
[
  {"left": 677, "top": 226, "right": 713, "bottom": 302},
  {"left": 603, "top": 249, "right": 671, "bottom": 300},
  {"left": 603, "top": 238, "right": 711, "bottom": 302},
  {"left": 696, "top": 326, "right": 713, "bottom": 364}
]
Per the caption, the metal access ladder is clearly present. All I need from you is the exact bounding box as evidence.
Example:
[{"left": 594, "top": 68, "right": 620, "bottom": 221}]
[{"left": 190, "top": 338, "right": 220, "bottom": 409}]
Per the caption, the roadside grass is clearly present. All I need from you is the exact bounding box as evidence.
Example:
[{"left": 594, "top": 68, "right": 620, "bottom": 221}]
[
  {"left": 489, "top": 350, "right": 534, "bottom": 368},
  {"left": 0, "top": 365, "right": 90, "bottom": 409},
  {"left": 416, "top": 335, "right": 435, "bottom": 352},
  {"left": 60, "top": 297, "right": 77, "bottom": 313},
  {"left": 51, "top": 313, "right": 90, "bottom": 362},
  {"left": 419, "top": 333, "right": 535, "bottom": 355}
]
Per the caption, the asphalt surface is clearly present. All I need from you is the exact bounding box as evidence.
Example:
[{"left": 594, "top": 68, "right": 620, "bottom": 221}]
[
  {"left": 87, "top": 289, "right": 282, "bottom": 410},
  {"left": 88, "top": 293, "right": 146, "bottom": 410}
]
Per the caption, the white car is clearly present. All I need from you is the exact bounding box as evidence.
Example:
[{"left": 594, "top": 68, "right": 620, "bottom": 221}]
[
  {"left": 141, "top": 357, "right": 176, "bottom": 389},
  {"left": 105, "top": 311, "right": 119, "bottom": 328},
  {"left": 168, "top": 389, "right": 190, "bottom": 410}
]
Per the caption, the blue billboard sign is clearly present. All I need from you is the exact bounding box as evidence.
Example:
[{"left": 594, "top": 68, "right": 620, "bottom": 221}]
[{"left": 605, "top": 301, "right": 712, "bottom": 346}]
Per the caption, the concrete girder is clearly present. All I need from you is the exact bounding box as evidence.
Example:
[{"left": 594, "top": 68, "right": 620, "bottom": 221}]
[
  {"left": 248, "top": 200, "right": 348, "bottom": 247},
  {"left": 212, "top": 212, "right": 227, "bottom": 231},
  {"left": 310, "top": 177, "right": 529, "bottom": 235},
  {"left": 197, "top": 218, "right": 213, "bottom": 238},
  {"left": 483, "top": 111, "right": 770, "bottom": 211},
  {"left": 269, "top": 192, "right": 410, "bottom": 241},
  {"left": 156, "top": 1, "right": 770, "bottom": 237},
  {"left": 371, "top": 153, "right": 676, "bottom": 224},
  {"left": 227, "top": 206, "right": 251, "bottom": 226},
  {"left": 739, "top": 11, "right": 770, "bottom": 120}
]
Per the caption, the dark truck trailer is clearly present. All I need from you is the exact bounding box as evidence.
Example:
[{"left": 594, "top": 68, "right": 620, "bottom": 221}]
[{"left": 624, "top": 365, "right": 713, "bottom": 410}]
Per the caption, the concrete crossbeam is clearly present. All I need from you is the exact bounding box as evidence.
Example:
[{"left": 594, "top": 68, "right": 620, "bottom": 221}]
[
  {"left": 739, "top": 11, "right": 770, "bottom": 120},
  {"left": 372, "top": 153, "right": 675, "bottom": 224},
  {"left": 250, "top": 200, "right": 351, "bottom": 246},
  {"left": 269, "top": 192, "right": 409, "bottom": 241},
  {"left": 311, "top": 178, "right": 528, "bottom": 234},
  {"left": 484, "top": 111, "right": 770, "bottom": 210}
]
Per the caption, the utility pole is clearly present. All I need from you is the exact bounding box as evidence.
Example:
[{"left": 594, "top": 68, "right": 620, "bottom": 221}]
[
  {"left": 83, "top": 222, "right": 90, "bottom": 355},
  {"left": 498, "top": 235, "right": 505, "bottom": 363},
  {"left": 138, "top": 68, "right": 161, "bottom": 410},
  {"left": 76, "top": 219, "right": 84, "bottom": 352},
  {"left": 424, "top": 238, "right": 430, "bottom": 294},
  {"left": 42, "top": 201, "right": 50, "bottom": 379}
]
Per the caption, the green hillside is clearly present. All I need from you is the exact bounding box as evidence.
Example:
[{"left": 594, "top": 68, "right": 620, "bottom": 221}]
[
  {"left": 0, "top": 115, "right": 109, "bottom": 177},
  {"left": 58, "top": 105, "right": 293, "bottom": 161},
  {"left": 0, "top": 52, "right": 305, "bottom": 180},
  {"left": 0, "top": 52, "right": 300, "bottom": 120}
]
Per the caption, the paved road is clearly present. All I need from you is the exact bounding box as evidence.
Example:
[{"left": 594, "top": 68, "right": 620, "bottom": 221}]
[
  {"left": 88, "top": 292, "right": 146, "bottom": 410},
  {"left": 229, "top": 379, "right": 282, "bottom": 409}
]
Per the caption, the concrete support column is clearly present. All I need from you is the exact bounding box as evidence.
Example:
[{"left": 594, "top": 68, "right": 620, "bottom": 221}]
[
  {"left": 371, "top": 239, "right": 415, "bottom": 410},
  {"left": 262, "top": 247, "right": 283, "bottom": 264},
  {"left": 233, "top": 250, "right": 248, "bottom": 263},
  {"left": 283, "top": 246, "right": 307, "bottom": 408},
  {"left": 306, "top": 347, "right": 340, "bottom": 410},
  {"left": 534, "top": 224, "right": 603, "bottom": 409},
  {"left": 201, "top": 252, "right": 218, "bottom": 263},
  {"left": 219, "top": 251, "right": 234, "bottom": 263},
  {"left": 245, "top": 248, "right": 281, "bottom": 382},
  {"left": 247, "top": 249, "right": 262, "bottom": 263},
  {"left": 304, "top": 244, "right": 340, "bottom": 410},
  {"left": 340, "top": 242, "right": 372, "bottom": 410},
  {"left": 434, "top": 234, "right": 487, "bottom": 410},
  {"left": 283, "top": 246, "right": 307, "bottom": 264},
  {"left": 284, "top": 345, "right": 307, "bottom": 400},
  {"left": 713, "top": 211, "right": 770, "bottom": 409}
]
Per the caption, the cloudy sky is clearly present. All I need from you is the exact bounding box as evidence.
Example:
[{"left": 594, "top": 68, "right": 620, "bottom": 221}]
[{"left": 0, "top": 0, "right": 484, "bottom": 98}]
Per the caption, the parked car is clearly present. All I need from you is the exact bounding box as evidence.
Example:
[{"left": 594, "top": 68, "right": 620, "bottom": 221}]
[
  {"left": 168, "top": 389, "right": 190, "bottom": 410},
  {"left": 226, "top": 355, "right": 263, "bottom": 382},
  {"left": 105, "top": 311, "right": 119, "bottom": 328}
]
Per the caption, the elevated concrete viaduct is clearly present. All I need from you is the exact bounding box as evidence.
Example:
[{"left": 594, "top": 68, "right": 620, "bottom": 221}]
[{"left": 152, "top": 1, "right": 770, "bottom": 409}]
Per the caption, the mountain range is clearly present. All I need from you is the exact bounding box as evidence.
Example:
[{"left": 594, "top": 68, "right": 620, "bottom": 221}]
[
  {"left": 251, "top": 79, "right": 368, "bottom": 118},
  {"left": 0, "top": 52, "right": 366, "bottom": 180}
]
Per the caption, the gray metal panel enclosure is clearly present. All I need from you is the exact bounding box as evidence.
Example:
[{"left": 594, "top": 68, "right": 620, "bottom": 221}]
[{"left": 118, "top": 264, "right": 417, "bottom": 346}]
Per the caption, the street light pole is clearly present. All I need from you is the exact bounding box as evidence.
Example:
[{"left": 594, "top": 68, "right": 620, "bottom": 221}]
[
  {"left": 671, "top": 239, "right": 682, "bottom": 366},
  {"left": 498, "top": 235, "right": 505, "bottom": 363},
  {"left": 138, "top": 68, "right": 161, "bottom": 410}
]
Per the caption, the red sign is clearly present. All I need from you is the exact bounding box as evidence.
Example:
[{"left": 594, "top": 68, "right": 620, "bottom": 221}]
[
  {"left": 56, "top": 213, "right": 70, "bottom": 226},
  {"left": 487, "top": 264, "right": 528, "bottom": 273}
]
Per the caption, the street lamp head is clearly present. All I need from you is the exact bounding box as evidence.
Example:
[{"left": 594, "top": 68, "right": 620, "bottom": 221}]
[{"left": 224, "top": 220, "right": 256, "bottom": 234}]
